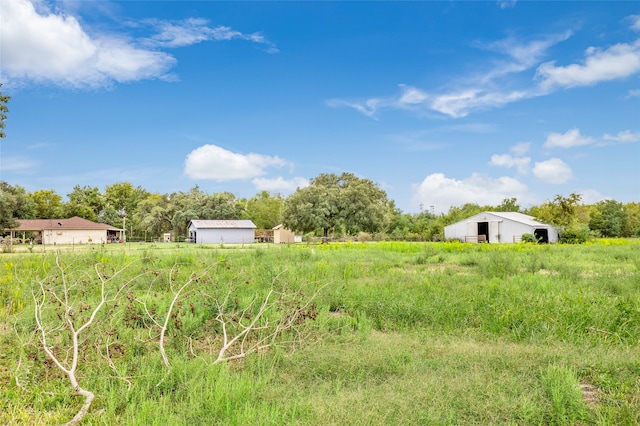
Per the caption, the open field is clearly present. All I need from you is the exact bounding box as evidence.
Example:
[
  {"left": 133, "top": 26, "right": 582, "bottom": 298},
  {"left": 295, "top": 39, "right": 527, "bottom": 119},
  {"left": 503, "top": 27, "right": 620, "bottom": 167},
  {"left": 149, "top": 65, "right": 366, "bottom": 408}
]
[{"left": 1, "top": 240, "right": 639, "bottom": 425}]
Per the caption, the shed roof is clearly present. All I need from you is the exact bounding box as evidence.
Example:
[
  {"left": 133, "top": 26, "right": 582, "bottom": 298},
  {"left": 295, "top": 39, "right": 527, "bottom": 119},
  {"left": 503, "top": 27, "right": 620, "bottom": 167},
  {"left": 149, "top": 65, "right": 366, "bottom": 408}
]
[
  {"left": 189, "top": 220, "right": 256, "bottom": 229},
  {"left": 12, "top": 216, "right": 121, "bottom": 231}
]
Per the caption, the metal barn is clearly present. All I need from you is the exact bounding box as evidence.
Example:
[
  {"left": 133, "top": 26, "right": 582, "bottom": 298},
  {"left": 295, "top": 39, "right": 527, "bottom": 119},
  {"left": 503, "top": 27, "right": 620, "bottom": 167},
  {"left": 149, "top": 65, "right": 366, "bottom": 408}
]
[
  {"left": 188, "top": 220, "right": 257, "bottom": 244},
  {"left": 444, "top": 212, "right": 558, "bottom": 243}
]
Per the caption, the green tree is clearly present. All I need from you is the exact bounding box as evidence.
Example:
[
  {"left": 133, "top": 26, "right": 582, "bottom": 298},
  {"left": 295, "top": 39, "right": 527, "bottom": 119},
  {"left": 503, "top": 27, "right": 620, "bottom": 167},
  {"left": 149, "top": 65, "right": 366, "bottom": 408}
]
[
  {"left": 245, "top": 191, "right": 284, "bottom": 229},
  {"left": 444, "top": 203, "right": 485, "bottom": 225},
  {"left": 201, "top": 192, "right": 243, "bottom": 220},
  {"left": 66, "top": 185, "right": 104, "bottom": 220},
  {"left": 104, "top": 182, "right": 149, "bottom": 219},
  {"left": 622, "top": 202, "right": 640, "bottom": 237},
  {"left": 528, "top": 193, "right": 582, "bottom": 227},
  {"left": 388, "top": 208, "right": 414, "bottom": 238},
  {"left": 98, "top": 204, "right": 123, "bottom": 228},
  {"left": 167, "top": 187, "right": 206, "bottom": 236},
  {"left": 28, "top": 189, "right": 64, "bottom": 218},
  {"left": 589, "top": 199, "right": 628, "bottom": 237},
  {"left": 133, "top": 193, "right": 173, "bottom": 238},
  {"left": 0, "top": 83, "right": 9, "bottom": 139},
  {"left": 0, "top": 182, "right": 34, "bottom": 231},
  {"left": 495, "top": 197, "right": 520, "bottom": 212},
  {"left": 283, "top": 172, "right": 392, "bottom": 238},
  {"left": 103, "top": 183, "right": 150, "bottom": 235},
  {"left": 63, "top": 203, "right": 98, "bottom": 221}
]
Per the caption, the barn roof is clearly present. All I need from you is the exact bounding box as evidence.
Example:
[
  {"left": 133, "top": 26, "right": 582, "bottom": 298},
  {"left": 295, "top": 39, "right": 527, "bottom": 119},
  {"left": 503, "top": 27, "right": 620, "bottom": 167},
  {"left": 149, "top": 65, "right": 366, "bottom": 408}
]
[
  {"left": 189, "top": 220, "right": 257, "bottom": 229},
  {"left": 448, "top": 212, "right": 555, "bottom": 228},
  {"left": 485, "top": 212, "right": 553, "bottom": 227},
  {"left": 12, "top": 217, "right": 121, "bottom": 231}
]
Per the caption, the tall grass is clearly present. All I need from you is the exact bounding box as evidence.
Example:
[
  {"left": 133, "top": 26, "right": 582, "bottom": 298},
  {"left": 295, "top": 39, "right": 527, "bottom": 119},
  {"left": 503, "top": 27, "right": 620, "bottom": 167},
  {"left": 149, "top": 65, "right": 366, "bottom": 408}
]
[
  {"left": 1, "top": 240, "right": 639, "bottom": 424},
  {"left": 541, "top": 364, "right": 589, "bottom": 425}
]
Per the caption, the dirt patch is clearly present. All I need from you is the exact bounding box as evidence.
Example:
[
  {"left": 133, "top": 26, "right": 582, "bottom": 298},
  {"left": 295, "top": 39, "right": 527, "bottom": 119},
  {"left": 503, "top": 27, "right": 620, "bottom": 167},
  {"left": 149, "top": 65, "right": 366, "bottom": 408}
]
[{"left": 580, "top": 382, "right": 600, "bottom": 407}]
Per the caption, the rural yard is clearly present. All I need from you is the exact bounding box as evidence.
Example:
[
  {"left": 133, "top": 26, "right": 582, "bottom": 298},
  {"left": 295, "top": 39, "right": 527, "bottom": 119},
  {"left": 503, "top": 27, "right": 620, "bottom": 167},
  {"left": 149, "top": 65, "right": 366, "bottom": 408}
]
[
  {"left": 2, "top": 3, "right": 639, "bottom": 424},
  {"left": 1, "top": 240, "right": 638, "bottom": 424}
]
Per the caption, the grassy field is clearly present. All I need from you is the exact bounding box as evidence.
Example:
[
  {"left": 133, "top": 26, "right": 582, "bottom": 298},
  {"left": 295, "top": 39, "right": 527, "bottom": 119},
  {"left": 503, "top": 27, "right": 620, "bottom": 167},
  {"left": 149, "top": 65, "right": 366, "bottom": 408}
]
[{"left": 1, "top": 240, "right": 639, "bottom": 425}]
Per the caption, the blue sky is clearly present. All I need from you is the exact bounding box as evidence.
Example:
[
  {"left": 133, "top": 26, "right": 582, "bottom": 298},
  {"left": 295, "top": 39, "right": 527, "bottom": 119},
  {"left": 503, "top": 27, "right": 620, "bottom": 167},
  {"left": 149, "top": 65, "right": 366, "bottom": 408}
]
[{"left": 1, "top": 0, "right": 639, "bottom": 213}]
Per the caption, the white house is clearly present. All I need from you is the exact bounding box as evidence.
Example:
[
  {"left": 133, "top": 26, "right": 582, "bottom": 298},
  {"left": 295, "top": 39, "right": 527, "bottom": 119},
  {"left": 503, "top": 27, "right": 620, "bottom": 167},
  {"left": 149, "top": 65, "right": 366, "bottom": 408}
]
[
  {"left": 188, "top": 220, "right": 257, "bottom": 244},
  {"left": 11, "top": 217, "right": 124, "bottom": 244},
  {"left": 444, "top": 212, "right": 558, "bottom": 243}
]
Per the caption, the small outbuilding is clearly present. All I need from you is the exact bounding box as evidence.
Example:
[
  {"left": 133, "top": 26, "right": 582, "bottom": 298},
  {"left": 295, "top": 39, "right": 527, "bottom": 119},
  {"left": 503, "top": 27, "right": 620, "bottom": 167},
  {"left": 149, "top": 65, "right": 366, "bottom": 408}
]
[
  {"left": 9, "top": 216, "right": 124, "bottom": 244},
  {"left": 444, "top": 212, "right": 558, "bottom": 243},
  {"left": 272, "top": 224, "right": 301, "bottom": 244},
  {"left": 188, "top": 220, "right": 256, "bottom": 244}
]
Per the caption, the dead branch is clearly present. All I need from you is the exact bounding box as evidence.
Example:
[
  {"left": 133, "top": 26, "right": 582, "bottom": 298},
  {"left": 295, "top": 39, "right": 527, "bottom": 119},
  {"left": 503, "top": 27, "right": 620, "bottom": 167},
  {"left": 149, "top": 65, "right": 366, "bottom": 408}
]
[
  {"left": 213, "top": 288, "right": 275, "bottom": 364},
  {"left": 137, "top": 265, "right": 327, "bottom": 369},
  {"left": 211, "top": 274, "right": 327, "bottom": 364},
  {"left": 136, "top": 265, "right": 210, "bottom": 371},
  {"left": 33, "top": 253, "right": 143, "bottom": 426}
]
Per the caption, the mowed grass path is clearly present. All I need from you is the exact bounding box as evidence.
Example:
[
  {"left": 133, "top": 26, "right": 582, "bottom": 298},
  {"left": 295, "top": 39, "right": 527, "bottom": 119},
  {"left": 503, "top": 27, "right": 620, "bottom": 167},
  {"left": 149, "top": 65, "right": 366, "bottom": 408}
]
[{"left": 1, "top": 240, "right": 639, "bottom": 424}]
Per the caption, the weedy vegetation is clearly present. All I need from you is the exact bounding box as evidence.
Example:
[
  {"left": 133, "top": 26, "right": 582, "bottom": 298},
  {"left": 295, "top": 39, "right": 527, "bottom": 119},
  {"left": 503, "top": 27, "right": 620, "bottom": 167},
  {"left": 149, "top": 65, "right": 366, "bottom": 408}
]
[{"left": 1, "top": 239, "right": 639, "bottom": 424}]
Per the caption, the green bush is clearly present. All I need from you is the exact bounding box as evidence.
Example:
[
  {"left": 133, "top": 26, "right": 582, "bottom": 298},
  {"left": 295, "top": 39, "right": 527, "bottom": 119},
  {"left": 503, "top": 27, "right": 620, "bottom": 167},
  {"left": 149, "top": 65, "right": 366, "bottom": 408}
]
[{"left": 559, "top": 224, "right": 590, "bottom": 244}]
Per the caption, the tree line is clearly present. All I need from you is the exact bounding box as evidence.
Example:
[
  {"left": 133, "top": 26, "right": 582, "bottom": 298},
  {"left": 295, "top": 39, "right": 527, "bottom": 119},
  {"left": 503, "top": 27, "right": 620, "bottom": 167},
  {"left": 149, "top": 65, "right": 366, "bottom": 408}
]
[
  {"left": 0, "top": 87, "right": 637, "bottom": 242},
  {"left": 1, "top": 175, "right": 639, "bottom": 243}
]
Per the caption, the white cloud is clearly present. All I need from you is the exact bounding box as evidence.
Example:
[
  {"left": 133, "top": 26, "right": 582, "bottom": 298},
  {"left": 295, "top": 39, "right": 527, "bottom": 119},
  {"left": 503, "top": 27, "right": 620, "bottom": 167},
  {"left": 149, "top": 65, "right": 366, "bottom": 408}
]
[
  {"left": 536, "top": 39, "right": 640, "bottom": 90},
  {"left": 629, "top": 15, "right": 640, "bottom": 32},
  {"left": 479, "top": 31, "right": 572, "bottom": 76},
  {"left": 252, "top": 176, "right": 309, "bottom": 194},
  {"left": 579, "top": 189, "right": 607, "bottom": 204},
  {"left": 412, "top": 172, "right": 530, "bottom": 213},
  {"left": 331, "top": 20, "right": 640, "bottom": 120},
  {"left": 603, "top": 130, "right": 640, "bottom": 143},
  {"left": 497, "top": 0, "right": 517, "bottom": 9},
  {"left": 144, "top": 19, "right": 278, "bottom": 53},
  {"left": 398, "top": 85, "right": 429, "bottom": 106},
  {"left": 0, "top": 0, "right": 176, "bottom": 88},
  {"left": 490, "top": 154, "right": 530, "bottom": 174},
  {"left": 532, "top": 158, "right": 573, "bottom": 184},
  {"left": 184, "top": 144, "right": 288, "bottom": 181},
  {"left": 144, "top": 18, "right": 212, "bottom": 47},
  {"left": 627, "top": 89, "right": 640, "bottom": 98},
  {"left": 0, "top": 156, "right": 38, "bottom": 171},
  {"left": 330, "top": 32, "right": 568, "bottom": 119},
  {"left": 435, "top": 89, "right": 529, "bottom": 118},
  {"left": 543, "top": 128, "right": 594, "bottom": 148},
  {"left": 510, "top": 142, "right": 531, "bottom": 156},
  {"left": 0, "top": 0, "right": 276, "bottom": 89},
  {"left": 325, "top": 98, "right": 382, "bottom": 118},
  {"left": 326, "top": 84, "right": 428, "bottom": 118}
]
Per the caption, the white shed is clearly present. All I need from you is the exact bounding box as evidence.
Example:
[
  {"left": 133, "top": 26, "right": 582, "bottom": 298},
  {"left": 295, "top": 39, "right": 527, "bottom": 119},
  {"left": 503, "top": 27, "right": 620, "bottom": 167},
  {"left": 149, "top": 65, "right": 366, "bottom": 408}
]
[
  {"left": 188, "top": 220, "right": 257, "bottom": 244},
  {"left": 444, "top": 212, "right": 558, "bottom": 243},
  {"left": 272, "top": 224, "right": 301, "bottom": 244}
]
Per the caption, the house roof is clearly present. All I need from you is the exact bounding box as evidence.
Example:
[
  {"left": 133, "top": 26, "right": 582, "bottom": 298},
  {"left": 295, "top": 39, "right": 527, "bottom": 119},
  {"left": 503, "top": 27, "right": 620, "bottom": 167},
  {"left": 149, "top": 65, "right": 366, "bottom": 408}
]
[
  {"left": 189, "top": 220, "right": 256, "bottom": 229},
  {"left": 12, "top": 216, "right": 122, "bottom": 231}
]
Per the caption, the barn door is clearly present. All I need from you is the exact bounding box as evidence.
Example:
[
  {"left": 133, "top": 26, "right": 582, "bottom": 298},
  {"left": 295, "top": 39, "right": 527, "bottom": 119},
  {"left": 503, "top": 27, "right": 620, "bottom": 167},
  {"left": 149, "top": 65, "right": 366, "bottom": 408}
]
[
  {"left": 466, "top": 222, "right": 477, "bottom": 237},
  {"left": 489, "top": 221, "right": 500, "bottom": 243}
]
